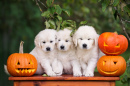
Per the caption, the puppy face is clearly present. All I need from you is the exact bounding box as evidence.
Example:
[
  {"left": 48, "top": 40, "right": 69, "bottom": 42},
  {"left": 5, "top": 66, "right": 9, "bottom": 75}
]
[
  {"left": 78, "top": 37, "right": 94, "bottom": 50},
  {"left": 35, "top": 29, "right": 57, "bottom": 52},
  {"left": 73, "top": 26, "right": 99, "bottom": 50},
  {"left": 57, "top": 29, "right": 73, "bottom": 51}
]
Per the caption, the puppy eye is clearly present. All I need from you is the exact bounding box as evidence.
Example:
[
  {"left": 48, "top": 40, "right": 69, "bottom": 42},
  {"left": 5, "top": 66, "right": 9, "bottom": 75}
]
[
  {"left": 43, "top": 41, "right": 46, "bottom": 44},
  {"left": 58, "top": 39, "right": 61, "bottom": 41},
  {"left": 50, "top": 41, "right": 53, "bottom": 43},
  {"left": 79, "top": 38, "right": 83, "bottom": 40},
  {"left": 88, "top": 38, "right": 91, "bottom": 40},
  {"left": 66, "top": 40, "right": 69, "bottom": 42}
]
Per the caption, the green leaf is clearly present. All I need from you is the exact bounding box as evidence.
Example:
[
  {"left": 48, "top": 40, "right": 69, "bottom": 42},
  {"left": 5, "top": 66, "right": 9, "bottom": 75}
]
[
  {"left": 46, "top": 0, "right": 54, "bottom": 7},
  {"left": 45, "top": 21, "right": 50, "bottom": 29},
  {"left": 79, "top": 21, "right": 87, "bottom": 25},
  {"left": 127, "top": 66, "right": 130, "bottom": 74},
  {"left": 124, "top": 4, "right": 130, "bottom": 16},
  {"left": 98, "top": 0, "right": 102, "bottom": 2},
  {"left": 114, "top": 10, "right": 118, "bottom": 20},
  {"left": 61, "top": 20, "right": 76, "bottom": 30},
  {"left": 42, "top": 74, "right": 49, "bottom": 77},
  {"left": 102, "top": 0, "right": 110, "bottom": 12},
  {"left": 57, "top": 15, "right": 62, "bottom": 22},
  {"left": 121, "top": 75, "right": 128, "bottom": 84},
  {"left": 62, "top": 9, "right": 70, "bottom": 16},
  {"left": 54, "top": 5, "right": 62, "bottom": 15},
  {"left": 113, "top": 0, "right": 120, "bottom": 6},
  {"left": 48, "top": 20, "right": 56, "bottom": 29},
  {"left": 41, "top": 11, "right": 50, "bottom": 18},
  {"left": 48, "top": 7, "right": 55, "bottom": 15}
]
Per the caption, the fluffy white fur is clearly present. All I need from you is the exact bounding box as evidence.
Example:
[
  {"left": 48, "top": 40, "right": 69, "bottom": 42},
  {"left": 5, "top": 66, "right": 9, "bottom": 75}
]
[
  {"left": 73, "top": 25, "right": 102, "bottom": 77},
  {"left": 30, "top": 29, "right": 59, "bottom": 76},
  {"left": 56, "top": 29, "right": 82, "bottom": 76}
]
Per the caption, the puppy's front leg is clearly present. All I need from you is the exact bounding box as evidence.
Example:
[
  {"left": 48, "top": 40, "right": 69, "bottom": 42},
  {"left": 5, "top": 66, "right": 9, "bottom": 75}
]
[
  {"left": 40, "top": 59, "right": 56, "bottom": 76},
  {"left": 52, "top": 59, "right": 63, "bottom": 76},
  {"left": 71, "top": 60, "right": 82, "bottom": 76},
  {"left": 84, "top": 58, "right": 97, "bottom": 77},
  {"left": 80, "top": 61, "right": 87, "bottom": 76}
]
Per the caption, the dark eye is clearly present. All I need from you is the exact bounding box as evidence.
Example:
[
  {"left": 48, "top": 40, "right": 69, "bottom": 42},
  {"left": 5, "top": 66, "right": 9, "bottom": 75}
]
[
  {"left": 66, "top": 40, "right": 69, "bottom": 42},
  {"left": 43, "top": 41, "right": 46, "bottom": 43},
  {"left": 17, "top": 61, "right": 20, "bottom": 65},
  {"left": 79, "top": 38, "right": 83, "bottom": 40},
  {"left": 88, "top": 38, "right": 91, "bottom": 40},
  {"left": 114, "top": 61, "right": 117, "bottom": 65},
  {"left": 58, "top": 39, "right": 61, "bottom": 41},
  {"left": 50, "top": 41, "right": 53, "bottom": 43}
]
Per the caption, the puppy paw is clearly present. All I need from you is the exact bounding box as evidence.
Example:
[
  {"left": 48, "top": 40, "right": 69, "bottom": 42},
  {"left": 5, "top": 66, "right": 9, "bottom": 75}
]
[
  {"left": 47, "top": 71, "right": 56, "bottom": 76},
  {"left": 73, "top": 71, "right": 82, "bottom": 77},
  {"left": 84, "top": 71, "right": 94, "bottom": 77},
  {"left": 53, "top": 67, "right": 62, "bottom": 76}
]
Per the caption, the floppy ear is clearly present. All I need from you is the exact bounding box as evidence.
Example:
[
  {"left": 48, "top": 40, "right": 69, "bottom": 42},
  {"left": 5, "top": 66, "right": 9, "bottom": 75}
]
[
  {"left": 94, "top": 34, "right": 99, "bottom": 46},
  {"left": 73, "top": 33, "right": 78, "bottom": 47},
  {"left": 34, "top": 35, "right": 41, "bottom": 48}
]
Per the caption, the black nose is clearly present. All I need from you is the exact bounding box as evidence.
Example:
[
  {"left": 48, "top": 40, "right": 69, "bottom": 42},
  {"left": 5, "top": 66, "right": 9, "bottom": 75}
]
[
  {"left": 46, "top": 47, "right": 50, "bottom": 51},
  {"left": 60, "top": 45, "right": 64, "bottom": 49},
  {"left": 83, "top": 44, "right": 87, "bottom": 48}
]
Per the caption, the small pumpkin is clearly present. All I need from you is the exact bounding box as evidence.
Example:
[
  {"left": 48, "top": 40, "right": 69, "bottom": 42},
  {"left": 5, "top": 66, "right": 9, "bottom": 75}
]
[
  {"left": 98, "top": 32, "right": 128, "bottom": 55},
  {"left": 97, "top": 55, "right": 126, "bottom": 76},
  {"left": 7, "top": 41, "right": 37, "bottom": 76}
]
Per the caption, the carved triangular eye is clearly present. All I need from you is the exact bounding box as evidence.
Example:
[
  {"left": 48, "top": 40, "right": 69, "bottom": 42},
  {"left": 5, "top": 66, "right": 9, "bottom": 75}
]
[
  {"left": 115, "top": 43, "right": 120, "bottom": 48},
  {"left": 29, "top": 60, "right": 33, "bottom": 64},
  {"left": 104, "top": 42, "right": 108, "bottom": 46},
  {"left": 114, "top": 61, "right": 117, "bottom": 65},
  {"left": 17, "top": 61, "right": 20, "bottom": 65},
  {"left": 103, "top": 61, "right": 106, "bottom": 66}
]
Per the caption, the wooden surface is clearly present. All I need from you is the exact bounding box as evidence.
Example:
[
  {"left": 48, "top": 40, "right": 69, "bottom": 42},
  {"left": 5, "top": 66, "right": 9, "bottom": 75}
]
[
  {"left": 9, "top": 72, "right": 120, "bottom": 86},
  {"left": 9, "top": 72, "right": 120, "bottom": 81}
]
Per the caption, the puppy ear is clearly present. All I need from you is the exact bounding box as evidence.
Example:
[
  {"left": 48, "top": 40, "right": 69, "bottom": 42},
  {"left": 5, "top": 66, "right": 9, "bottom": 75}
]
[
  {"left": 34, "top": 35, "right": 41, "bottom": 47},
  {"left": 73, "top": 33, "right": 78, "bottom": 47},
  {"left": 94, "top": 34, "right": 99, "bottom": 46}
]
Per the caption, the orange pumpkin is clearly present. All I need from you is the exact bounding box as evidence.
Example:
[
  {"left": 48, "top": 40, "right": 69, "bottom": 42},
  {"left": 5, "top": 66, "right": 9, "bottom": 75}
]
[
  {"left": 97, "top": 55, "right": 126, "bottom": 76},
  {"left": 98, "top": 32, "right": 128, "bottom": 55},
  {"left": 7, "top": 41, "right": 37, "bottom": 76}
]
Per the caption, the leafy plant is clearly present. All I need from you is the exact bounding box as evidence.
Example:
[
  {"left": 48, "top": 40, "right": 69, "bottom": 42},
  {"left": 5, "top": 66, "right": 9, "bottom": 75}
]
[
  {"left": 34, "top": 0, "right": 87, "bottom": 36},
  {"left": 99, "top": 0, "right": 130, "bottom": 42},
  {"left": 121, "top": 59, "right": 130, "bottom": 85}
]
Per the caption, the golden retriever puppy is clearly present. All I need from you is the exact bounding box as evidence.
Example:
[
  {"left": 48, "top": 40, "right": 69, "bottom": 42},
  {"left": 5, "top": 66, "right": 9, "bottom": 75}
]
[
  {"left": 73, "top": 25, "right": 102, "bottom": 77},
  {"left": 30, "top": 29, "right": 59, "bottom": 76},
  {"left": 56, "top": 29, "right": 82, "bottom": 76}
]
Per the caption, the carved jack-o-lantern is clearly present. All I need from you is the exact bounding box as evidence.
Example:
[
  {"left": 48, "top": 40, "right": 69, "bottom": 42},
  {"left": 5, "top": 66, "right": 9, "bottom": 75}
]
[
  {"left": 7, "top": 41, "right": 37, "bottom": 76},
  {"left": 97, "top": 55, "right": 126, "bottom": 76},
  {"left": 98, "top": 32, "right": 128, "bottom": 55}
]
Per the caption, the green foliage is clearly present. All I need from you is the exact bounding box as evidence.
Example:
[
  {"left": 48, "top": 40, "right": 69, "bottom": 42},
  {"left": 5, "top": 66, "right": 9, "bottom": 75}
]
[{"left": 1, "top": 0, "right": 130, "bottom": 86}]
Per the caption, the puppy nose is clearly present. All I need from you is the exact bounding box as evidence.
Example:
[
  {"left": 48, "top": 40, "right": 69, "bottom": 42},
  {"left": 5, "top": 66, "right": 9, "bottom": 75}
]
[
  {"left": 60, "top": 45, "right": 64, "bottom": 49},
  {"left": 83, "top": 44, "right": 87, "bottom": 48},
  {"left": 46, "top": 47, "right": 50, "bottom": 51}
]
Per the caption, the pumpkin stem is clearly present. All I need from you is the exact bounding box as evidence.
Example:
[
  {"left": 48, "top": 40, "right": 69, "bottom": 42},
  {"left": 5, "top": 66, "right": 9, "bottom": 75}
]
[
  {"left": 114, "top": 31, "right": 118, "bottom": 34},
  {"left": 19, "top": 41, "right": 24, "bottom": 53}
]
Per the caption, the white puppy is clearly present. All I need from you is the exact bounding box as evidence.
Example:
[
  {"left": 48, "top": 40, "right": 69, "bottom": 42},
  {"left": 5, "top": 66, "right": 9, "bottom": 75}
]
[
  {"left": 56, "top": 29, "right": 82, "bottom": 76},
  {"left": 30, "top": 29, "right": 58, "bottom": 76},
  {"left": 73, "top": 25, "right": 101, "bottom": 77}
]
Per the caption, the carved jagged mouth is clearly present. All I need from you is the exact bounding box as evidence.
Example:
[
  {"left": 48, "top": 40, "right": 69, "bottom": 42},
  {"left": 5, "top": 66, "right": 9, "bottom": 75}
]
[
  {"left": 15, "top": 68, "right": 36, "bottom": 73},
  {"left": 100, "top": 69, "right": 118, "bottom": 74}
]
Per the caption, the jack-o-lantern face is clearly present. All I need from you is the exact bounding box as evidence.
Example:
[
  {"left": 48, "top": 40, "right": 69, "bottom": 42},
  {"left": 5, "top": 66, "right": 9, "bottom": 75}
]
[
  {"left": 98, "top": 32, "right": 128, "bottom": 55},
  {"left": 7, "top": 53, "right": 37, "bottom": 76},
  {"left": 7, "top": 41, "right": 37, "bottom": 76},
  {"left": 97, "top": 55, "right": 126, "bottom": 76}
]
